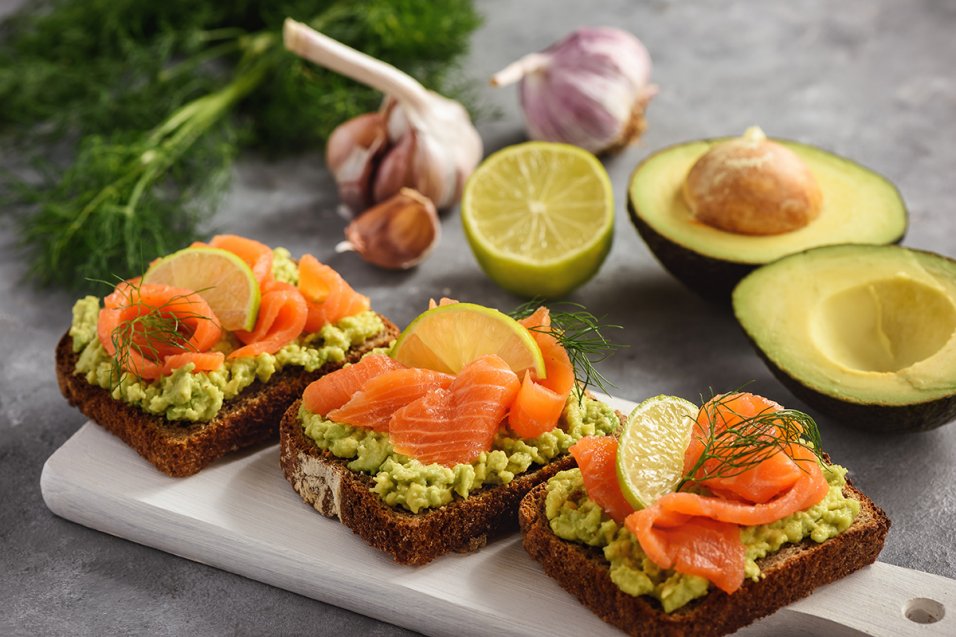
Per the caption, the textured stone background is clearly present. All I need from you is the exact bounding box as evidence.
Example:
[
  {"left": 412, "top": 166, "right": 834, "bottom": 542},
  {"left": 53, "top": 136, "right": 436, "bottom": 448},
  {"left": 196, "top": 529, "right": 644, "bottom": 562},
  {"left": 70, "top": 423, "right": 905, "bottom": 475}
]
[{"left": 1, "top": 0, "right": 954, "bottom": 634}]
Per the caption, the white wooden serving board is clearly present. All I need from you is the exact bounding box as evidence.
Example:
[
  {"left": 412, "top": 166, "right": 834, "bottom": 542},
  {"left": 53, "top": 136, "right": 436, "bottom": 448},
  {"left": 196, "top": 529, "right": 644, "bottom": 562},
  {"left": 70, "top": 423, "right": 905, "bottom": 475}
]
[{"left": 41, "top": 395, "right": 955, "bottom": 637}]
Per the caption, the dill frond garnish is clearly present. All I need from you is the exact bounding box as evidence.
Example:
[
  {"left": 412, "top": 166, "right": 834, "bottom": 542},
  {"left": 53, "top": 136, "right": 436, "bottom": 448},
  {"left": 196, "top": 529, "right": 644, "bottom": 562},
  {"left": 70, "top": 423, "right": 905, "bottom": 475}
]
[
  {"left": 510, "top": 300, "right": 623, "bottom": 398},
  {"left": 106, "top": 281, "right": 214, "bottom": 388},
  {"left": 677, "top": 391, "right": 825, "bottom": 492}
]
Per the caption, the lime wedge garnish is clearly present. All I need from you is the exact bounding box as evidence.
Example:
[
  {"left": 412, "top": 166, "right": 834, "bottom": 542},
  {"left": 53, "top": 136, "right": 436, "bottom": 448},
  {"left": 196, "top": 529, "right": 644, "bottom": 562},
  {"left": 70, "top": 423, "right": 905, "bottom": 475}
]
[
  {"left": 616, "top": 395, "right": 699, "bottom": 510},
  {"left": 143, "top": 246, "right": 260, "bottom": 331},
  {"left": 390, "top": 302, "right": 546, "bottom": 377},
  {"left": 461, "top": 141, "right": 614, "bottom": 298}
]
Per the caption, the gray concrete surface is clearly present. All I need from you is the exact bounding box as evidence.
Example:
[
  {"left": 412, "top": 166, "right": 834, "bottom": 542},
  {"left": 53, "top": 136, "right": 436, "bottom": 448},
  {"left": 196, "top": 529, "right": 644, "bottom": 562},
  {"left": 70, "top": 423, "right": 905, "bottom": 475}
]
[{"left": 2, "top": 0, "right": 954, "bottom": 634}]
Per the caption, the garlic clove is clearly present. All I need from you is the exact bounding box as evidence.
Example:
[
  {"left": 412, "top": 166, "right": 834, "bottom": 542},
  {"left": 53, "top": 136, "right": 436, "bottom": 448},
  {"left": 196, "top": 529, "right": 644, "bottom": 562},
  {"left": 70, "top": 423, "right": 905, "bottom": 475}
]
[
  {"left": 492, "top": 26, "right": 656, "bottom": 155},
  {"left": 372, "top": 125, "right": 419, "bottom": 204},
  {"left": 325, "top": 111, "right": 388, "bottom": 213},
  {"left": 339, "top": 188, "right": 440, "bottom": 270}
]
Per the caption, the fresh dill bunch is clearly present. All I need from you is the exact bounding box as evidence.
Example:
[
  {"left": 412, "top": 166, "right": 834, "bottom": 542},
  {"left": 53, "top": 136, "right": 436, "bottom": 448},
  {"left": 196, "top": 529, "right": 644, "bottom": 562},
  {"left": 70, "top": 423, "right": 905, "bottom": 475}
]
[
  {"left": 678, "top": 392, "right": 825, "bottom": 492},
  {"left": 17, "top": 46, "right": 268, "bottom": 291},
  {"left": 0, "top": 0, "right": 231, "bottom": 138},
  {"left": 1, "top": 0, "right": 482, "bottom": 291},
  {"left": 510, "top": 300, "right": 624, "bottom": 398}
]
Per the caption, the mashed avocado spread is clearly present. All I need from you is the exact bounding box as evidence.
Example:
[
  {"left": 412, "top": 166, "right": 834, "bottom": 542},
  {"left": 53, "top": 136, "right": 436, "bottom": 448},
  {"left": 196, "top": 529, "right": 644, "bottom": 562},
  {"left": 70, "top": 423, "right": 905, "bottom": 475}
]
[
  {"left": 67, "top": 248, "right": 385, "bottom": 422},
  {"left": 299, "top": 394, "right": 619, "bottom": 514},
  {"left": 545, "top": 464, "right": 860, "bottom": 613}
]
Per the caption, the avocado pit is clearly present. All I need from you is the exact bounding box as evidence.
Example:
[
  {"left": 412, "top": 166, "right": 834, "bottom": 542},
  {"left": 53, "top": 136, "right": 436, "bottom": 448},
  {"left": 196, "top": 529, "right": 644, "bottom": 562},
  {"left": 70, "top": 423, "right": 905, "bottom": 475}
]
[{"left": 682, "top": 127, "right": 823, "bottom": 236}]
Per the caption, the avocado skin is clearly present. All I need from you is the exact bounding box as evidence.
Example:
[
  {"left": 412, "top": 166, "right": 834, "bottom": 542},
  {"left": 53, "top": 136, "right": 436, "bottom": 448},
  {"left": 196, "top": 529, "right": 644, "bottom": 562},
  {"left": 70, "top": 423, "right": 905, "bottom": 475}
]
[
  {"left": 747, "top": 335, "right": 956, "bottom": 433},
  {"left": 628, "top": 197, "right": 754, "bottom": 304},
  {"left": 626, "top": 139, "right": 907, "bottom": 305}
]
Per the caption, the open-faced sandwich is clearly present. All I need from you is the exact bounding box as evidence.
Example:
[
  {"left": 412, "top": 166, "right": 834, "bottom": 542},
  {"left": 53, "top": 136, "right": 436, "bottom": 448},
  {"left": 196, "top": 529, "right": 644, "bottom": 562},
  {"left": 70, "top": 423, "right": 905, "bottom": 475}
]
[
  {"left": 279, "top": 299, "right": 622, "bottom": 564},
  {"left": 520, "top": 391, "right": 890, "bottom": 637},
  {"left": 56, "top": 234, "right": 399, "bottom": 476}
]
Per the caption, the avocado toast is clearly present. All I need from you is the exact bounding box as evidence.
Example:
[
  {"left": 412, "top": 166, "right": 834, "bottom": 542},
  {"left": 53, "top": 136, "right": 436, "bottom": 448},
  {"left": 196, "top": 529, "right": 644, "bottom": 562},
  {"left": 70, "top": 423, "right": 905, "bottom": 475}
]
[
  {"left": 279, "top": 300, "right": 623, "bottom": 564},
  {"left": 519, "top": 392, "right": 890, "bottom": 636},
  {"left": 56, "top": 235, "right": 399, "bottom": 477}
]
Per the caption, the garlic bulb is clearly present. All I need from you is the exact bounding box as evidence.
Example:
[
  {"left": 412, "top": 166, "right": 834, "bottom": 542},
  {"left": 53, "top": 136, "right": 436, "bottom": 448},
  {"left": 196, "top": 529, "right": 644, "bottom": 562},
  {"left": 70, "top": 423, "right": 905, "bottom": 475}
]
[
  {"left": 284, "top": 19, "right": 483, "bottom": 214},
  {"left": 491, "top": 27, "right": 657, "bottom": 155},
  {"left": 336, "top": 188, "right": 440, "bottom": 270}
]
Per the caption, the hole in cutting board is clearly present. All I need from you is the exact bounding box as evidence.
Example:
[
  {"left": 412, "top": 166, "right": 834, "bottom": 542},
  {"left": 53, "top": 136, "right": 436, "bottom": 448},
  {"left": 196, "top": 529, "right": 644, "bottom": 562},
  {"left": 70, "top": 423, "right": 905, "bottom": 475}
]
[{"left": 903, "top": 597, "right": 944, "bottom": 624}]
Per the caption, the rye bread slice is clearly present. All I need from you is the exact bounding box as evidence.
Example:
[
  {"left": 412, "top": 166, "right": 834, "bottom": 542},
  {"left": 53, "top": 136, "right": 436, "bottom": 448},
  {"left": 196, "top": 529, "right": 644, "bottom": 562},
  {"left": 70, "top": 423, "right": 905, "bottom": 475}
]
[
  {"left": 55, "top": 314, "right": 399, "bottom": 477},
  {"left": 518, "top": 477, "right": 890, "bottom": 637},
  {"left": 279, "top": 398, "right": 624, "bottom": 565}
]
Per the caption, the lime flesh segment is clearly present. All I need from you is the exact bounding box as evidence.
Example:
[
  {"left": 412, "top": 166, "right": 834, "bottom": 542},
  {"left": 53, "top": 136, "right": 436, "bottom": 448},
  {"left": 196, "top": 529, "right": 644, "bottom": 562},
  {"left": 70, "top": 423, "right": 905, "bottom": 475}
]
[
  {"left": 390, "top": 302, "right": 546, "bottom": 377},
  {"left": 616, "top": 395, "right": 700, "bottom": 510},
  {"left": 461, "top": 142, "right": 614, "bottom": 298},
  {"left": 143, "top": 246, "right": 260, "bottom": 332}
]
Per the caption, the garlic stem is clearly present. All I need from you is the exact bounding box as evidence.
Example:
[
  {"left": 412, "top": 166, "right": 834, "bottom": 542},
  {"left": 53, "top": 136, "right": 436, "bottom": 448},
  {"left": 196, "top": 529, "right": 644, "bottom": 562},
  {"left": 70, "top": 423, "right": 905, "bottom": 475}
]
[
  {"left": 283, "top": 19, "right": 431, "bottom": 117},
  {"left": 490, "top": 52, "right": 551, "bottom": 87}
]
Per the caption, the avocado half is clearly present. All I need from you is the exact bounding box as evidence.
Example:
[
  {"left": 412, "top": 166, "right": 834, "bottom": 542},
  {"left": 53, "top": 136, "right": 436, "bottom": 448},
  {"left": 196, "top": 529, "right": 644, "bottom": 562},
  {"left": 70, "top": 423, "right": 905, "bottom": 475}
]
[
  {"left": 733, "top": 244, "right": 956, "bottom": 432},
  {"left": 627, "top": 138, "right": 908, "bottom": 303}
]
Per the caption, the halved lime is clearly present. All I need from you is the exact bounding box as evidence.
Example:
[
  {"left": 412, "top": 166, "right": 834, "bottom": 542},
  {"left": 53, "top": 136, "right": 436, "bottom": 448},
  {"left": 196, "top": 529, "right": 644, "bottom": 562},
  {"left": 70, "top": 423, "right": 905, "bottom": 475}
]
[
  {"left": 143, "top": 247, "right": 260, "bottom": 331},
  {"left": 616, "top": 395, "right": 699, "bottom": 510},
  {"left": 461, "top": 141, "right": 614, "bottom": 298},
  {"left": 390, "top": 302, "right": 547, "bottom": 377}
]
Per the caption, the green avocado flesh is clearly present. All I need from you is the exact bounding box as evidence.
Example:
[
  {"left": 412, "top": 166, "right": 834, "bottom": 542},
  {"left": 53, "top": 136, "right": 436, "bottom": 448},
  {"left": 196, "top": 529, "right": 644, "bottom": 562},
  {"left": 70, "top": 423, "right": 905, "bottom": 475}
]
[
  {"left": 733, "top": 244, "right": 956, "bottom": 431},
  {"left": 627, "top": 138, "right": 907, "bottom": 302}
]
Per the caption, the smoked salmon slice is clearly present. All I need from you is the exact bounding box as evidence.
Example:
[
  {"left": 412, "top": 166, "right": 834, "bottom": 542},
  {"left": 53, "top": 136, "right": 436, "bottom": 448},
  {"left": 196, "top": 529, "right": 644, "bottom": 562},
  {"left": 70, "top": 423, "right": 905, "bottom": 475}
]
[
  {"left": 208, "top": 234, "right": 274, "bottom": 286},
  {"left": 230, "top": 281, "right": 308, "bottom": 358},
  {"left": 623, "top": 392, "right": 830, "bottom": 595},
  {"left": 390, "top": 354, "right": 520, "bottom": 466},
  {"left": 298, "top": 254, "right": 370, "bottom": 333},
  {"left": 627, "top": 511, "right": 746, "bottom": 595},
  {"left": 508, "top": 307, "right": 575, "bottom": 437},
  {"left": 302, "top": 355, "right": 405, "bottom": 416},
  {"left": 570, "top": 436, "right": 635, "bottom": 525},
  {"left": 327, "top": 367, "right": 455, "bottom": 431},
  {"left": 427, "top": 297, "right": 459, "bottom": 309},
  {"left": 684, "top": 392, "right": 803, "bottom": 504},
  {"left": 161, "top": 351, "right": 226, "bottom": 376},
  {"left": 508, "top": 371, "right": 568, "bottom": 438},
  {"left": 97, "top": 281, "right": 223, "bottom": 380}
]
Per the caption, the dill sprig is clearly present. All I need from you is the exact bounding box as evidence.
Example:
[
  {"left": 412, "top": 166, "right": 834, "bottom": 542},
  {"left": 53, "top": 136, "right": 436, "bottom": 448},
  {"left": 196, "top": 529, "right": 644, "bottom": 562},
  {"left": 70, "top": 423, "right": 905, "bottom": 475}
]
[
  {"left": 677, "top": 392, "right": 825, "bottom": 492},
  {"left": 106, "top": 281, "right": 215, "bottom": 388},
  {"left": 510, "top": 300, "right": 624, "bottom": 398}
]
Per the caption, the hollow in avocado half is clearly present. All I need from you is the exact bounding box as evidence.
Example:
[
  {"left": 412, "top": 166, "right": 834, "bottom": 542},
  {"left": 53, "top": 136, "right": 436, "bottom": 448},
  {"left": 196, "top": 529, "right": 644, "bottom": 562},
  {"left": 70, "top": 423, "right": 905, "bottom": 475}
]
[
  {"left": 628, "top": 129, "right": 907, "bottom": 302},
  {"left": 733, "top": 244, "right": 956, "bottom": 432}
]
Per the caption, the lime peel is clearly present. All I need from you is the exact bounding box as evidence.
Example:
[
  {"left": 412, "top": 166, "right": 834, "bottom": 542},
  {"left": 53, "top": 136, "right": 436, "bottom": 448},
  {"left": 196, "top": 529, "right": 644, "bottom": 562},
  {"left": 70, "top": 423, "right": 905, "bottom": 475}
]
[
  {"left": 461, "top": 141, "right": 614, "bottom": 298},
  {"left": 616, "top": 394, "right": 699, "bottom": 510},
  {"left": 390, "top": 302, "right": 546, "bottom": 378}
]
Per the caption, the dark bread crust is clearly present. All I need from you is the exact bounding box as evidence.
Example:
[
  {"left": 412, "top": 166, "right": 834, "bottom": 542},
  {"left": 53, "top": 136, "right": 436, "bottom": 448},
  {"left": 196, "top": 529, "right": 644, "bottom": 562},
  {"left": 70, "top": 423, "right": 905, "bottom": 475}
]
[
  {"left": 519, "top": 477, "right": 890, "bottom": 637},
  {"left": 279, "top": 399, "right": 625, "bottom": 565},
  {"left": 55, "top": 315, "right": 399, "bottom": 477}
]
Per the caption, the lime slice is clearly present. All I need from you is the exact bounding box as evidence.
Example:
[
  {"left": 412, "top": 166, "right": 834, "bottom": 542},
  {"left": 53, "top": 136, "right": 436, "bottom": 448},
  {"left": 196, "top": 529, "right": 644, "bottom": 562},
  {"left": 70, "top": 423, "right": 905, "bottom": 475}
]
[
  {"left": 461, "top": 141, "right": 614, "bottom": 298},
  {"left": 616, "top": 395, "right": 700, "bottom": 510},
  {"left": 143, "top": 246, "right": 260, "bottom": 331},
  {"left": 390, "top": 302, "right": 546, "bottom": 377}
]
